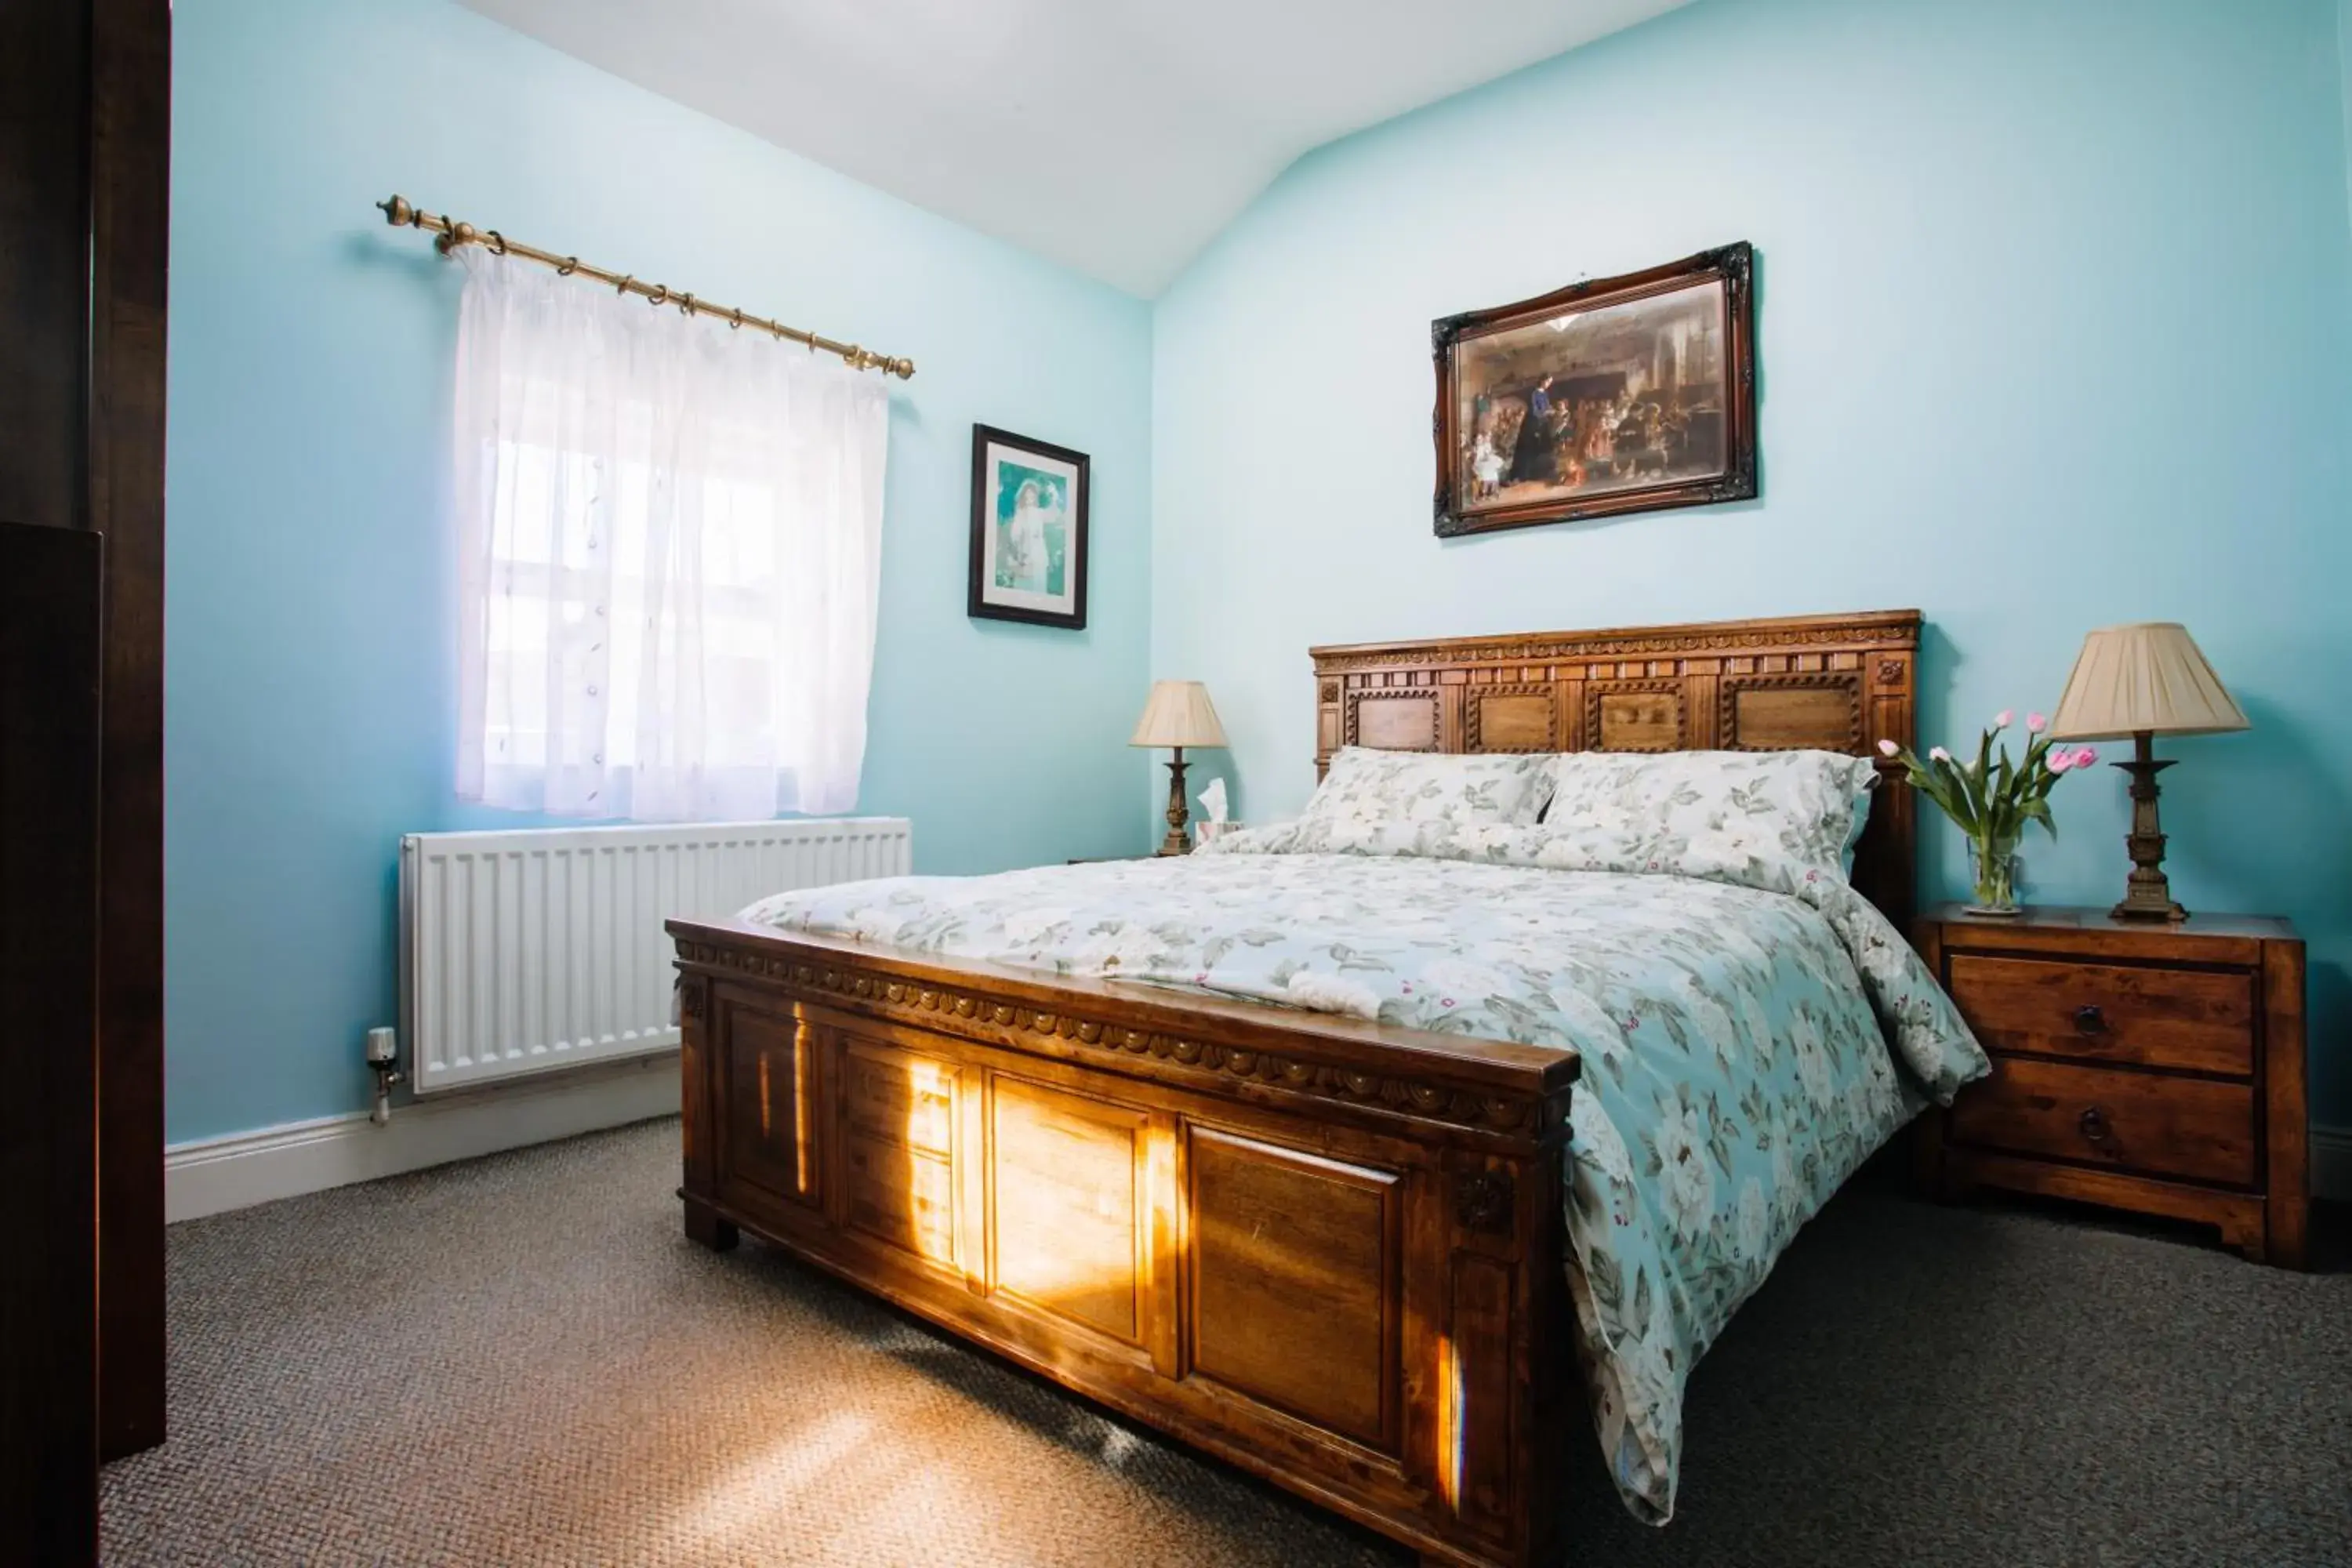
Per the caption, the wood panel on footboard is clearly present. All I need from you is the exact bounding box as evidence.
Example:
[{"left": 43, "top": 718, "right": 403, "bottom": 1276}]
[{"left": 669, "top": 920, "right": 1580, "bottom": 1568}]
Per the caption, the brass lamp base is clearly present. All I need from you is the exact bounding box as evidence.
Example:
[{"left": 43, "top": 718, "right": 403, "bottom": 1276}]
[
  {"left": 1157, "top": 748, "right": 1192, "bottom": 856},
  {"left": 2109, "top": 729, "right": 2187, "bottom": 922}
]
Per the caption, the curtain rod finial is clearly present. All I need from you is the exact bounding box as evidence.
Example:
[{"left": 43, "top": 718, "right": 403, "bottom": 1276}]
[{"left": 378, "top": 194, "right": 413, "bottom": 227}]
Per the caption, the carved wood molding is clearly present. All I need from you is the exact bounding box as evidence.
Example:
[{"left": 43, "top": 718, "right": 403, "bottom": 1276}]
[
  {"left": 1312, "top": 615, "right": 1920, "bottom": 674},
  {"left": 1342, "top": 689, "right": 1442, "bottom": 750},
  {"left": 1716, "top": 671, "right": 1864, "bottom": 752},
  {"left": 1463, "top": 682, "right": 1555, "bottom": 753},
  {"left": 678, "top": 939, "right": 1569, "bottom": 1139},
  {"left": 1454, "top": 1170, "right": 1515, "bottom": 1236},
  {"left": 678, "top": 976, "right": 706, "bottom": 1021}
]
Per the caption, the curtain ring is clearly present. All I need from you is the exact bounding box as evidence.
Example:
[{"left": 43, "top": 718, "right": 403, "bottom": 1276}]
[
  {"left": 556, "top": 255, "right": 579, "bottom": 277},
  {"left": 647, "top": 284, "right": 669, "bottom": 307},
  {"left": 614, "top": 273, "right": 633, "bottom": 296},
  {"left": 729, "top": 307, "right": 744, "bottom": 330},
  {"left": 485, "top": 229, "right": 508, "bottom": 256},
  {"left": 677, "top": 292, "right": 696, "bottom": 317}
]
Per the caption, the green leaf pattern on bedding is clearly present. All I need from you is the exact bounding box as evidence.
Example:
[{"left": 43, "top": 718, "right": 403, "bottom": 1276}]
[
  {"left": 1290, "top": 745, "right": 1555, "bottom": 840},
  {"left": 1542, "top": 747, "right": 1879, "bottom": 877},
  {"left": 739, "top": 825, "right": 1984, "bottom": 1526}
]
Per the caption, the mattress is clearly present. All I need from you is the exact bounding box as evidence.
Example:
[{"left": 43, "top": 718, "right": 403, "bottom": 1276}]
[{"left": 739, "top": 830, "right": 1985, "bottom": 1523}]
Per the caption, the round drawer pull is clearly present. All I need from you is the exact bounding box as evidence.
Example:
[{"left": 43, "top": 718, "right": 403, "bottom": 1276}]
[
  {"left": 2073, "top": 1004, "right": 2108, "bottom": 1036},
  {"left": 2078, "top": 1106, "right": 2112, "bottom": 1144}
]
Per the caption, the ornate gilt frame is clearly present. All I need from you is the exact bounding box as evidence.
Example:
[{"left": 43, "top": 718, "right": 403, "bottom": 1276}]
[{"left": 1432, "top": 243, "right": 1758, "bottom": 538}]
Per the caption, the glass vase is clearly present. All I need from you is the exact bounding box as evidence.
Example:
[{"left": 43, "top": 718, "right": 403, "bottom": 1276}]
[{"left": 1964, "top": 833, "right": 2023, "bottom": 917}]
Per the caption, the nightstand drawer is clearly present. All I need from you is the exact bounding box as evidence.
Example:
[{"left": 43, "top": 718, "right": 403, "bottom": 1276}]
[
  {"left": 1947, "top": 1057, "right": 2256, "bottom": 1187},
  {"left": 1944, "top": 954, "right": 2254, "bottom": 1076}
]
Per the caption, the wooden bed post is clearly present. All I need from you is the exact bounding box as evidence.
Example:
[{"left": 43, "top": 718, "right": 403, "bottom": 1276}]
[
  {"left": 1421, "top": 1147, "right": 1573, "bottom": 1565},
  {"left": 677, "top": 973, "right": 738, "bottom": 1251}
]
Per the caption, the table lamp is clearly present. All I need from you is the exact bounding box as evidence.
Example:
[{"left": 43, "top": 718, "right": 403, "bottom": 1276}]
[
  {"left": 1131, "top": 681, "right": 1227, "bottom": 855},
  {"left": 2049, "top": 622, "right": 2247, "bottom": 921}
]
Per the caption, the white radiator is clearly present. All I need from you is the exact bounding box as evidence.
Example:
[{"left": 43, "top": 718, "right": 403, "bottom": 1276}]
[{"left": 398, "top": 818, "right": 912, "bottom": 1094}]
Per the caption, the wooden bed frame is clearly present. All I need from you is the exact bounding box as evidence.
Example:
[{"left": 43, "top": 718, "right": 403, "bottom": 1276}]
[{"left": 667, "top": 609, "right": 1922, "bottom": 1566}]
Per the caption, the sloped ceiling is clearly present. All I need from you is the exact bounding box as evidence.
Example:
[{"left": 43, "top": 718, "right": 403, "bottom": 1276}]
[{"left": 457, "top": 0, "right": 1693, "bottom": 296}]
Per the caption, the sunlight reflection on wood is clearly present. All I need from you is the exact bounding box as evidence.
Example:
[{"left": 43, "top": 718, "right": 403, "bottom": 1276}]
[
  {"left": 990, "top": 1079, "right": 1148, "bottom": 1341},
  {"left": 1436, "top": 1332, "right": 1461, "bottom": 1516},
  {"left": 793, "top": 1020, "right": 815, "bottom": 1197}
]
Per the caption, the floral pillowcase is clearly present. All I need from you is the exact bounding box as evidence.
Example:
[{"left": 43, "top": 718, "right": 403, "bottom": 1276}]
[
  {"left": 1213, "top": 746, "right": 1875, "bottom": 877},
  {"left": 1280, "top": 746, "right": 1552, "bottom": 852},
  {"left": 1539, "top": 749, "right": 1878, "bottom": 879}
]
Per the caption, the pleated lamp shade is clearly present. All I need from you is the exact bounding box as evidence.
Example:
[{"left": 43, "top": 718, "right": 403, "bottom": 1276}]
[
  {"left": 1129, "top": 681, "right": 1228, "bottom": 749},
  {"left": 2049, "top": 622, "right": 2249, "bottom": 740}
]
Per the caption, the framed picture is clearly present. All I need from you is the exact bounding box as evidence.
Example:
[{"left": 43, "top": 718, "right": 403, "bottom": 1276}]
[
  {"left": 968, "top": 424, "right": 1090, "bottom": 630},
  {"left": 1432, "top": 242, "right": 1755, "bottom": 538}
]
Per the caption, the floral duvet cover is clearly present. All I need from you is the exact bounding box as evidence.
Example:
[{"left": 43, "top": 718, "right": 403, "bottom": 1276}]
[{"left": 739, "top": 826, "right": 1985, "bottom": 1523}]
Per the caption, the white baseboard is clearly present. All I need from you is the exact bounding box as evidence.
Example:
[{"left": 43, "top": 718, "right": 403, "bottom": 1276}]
[
  {"left": 2315, "top": 1124, "right": 2352, "bottom": 1204},
  {"left": 165, "top": 1054, "right": 681, "bottom": 1223}
]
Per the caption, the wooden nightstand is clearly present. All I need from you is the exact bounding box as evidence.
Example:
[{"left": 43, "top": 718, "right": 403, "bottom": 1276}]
[{"left": 1913, "top": 905, "right": 2308, "bottom": 1268}]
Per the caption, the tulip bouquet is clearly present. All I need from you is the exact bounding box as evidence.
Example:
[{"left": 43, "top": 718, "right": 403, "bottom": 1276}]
[{"left": 1878, "top": 711, "right": 2095, "bottom": 916}]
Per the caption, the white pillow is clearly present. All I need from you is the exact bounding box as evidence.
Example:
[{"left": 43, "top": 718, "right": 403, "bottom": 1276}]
[
  {"left": 1298, "top": 746, "right": 1554, "bottom": 834},
  {"left": 1540, "top": 749, "right": 1877, "bottom": 877}
]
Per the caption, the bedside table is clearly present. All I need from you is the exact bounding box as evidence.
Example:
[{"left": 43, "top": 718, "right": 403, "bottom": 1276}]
[{"left": 1913, "top": 905, "right": 2308, "bottom": 1268}]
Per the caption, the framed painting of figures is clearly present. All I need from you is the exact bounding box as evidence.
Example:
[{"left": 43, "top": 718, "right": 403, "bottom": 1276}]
[
  {"left": 1432, "top": 242, "right": 1756, "bottom": 538},
  {"left": 968, "top": 424, "right": 1091, "bottom": 630}
]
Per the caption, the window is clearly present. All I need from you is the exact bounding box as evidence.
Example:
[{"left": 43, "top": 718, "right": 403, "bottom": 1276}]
[{"left": 451, "top": 249, "right": 887, "bottom": 821}]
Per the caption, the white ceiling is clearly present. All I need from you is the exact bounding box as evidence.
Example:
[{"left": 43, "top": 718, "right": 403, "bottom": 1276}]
[{"left": 458, "top": 0, "right": 1693, "bottom": 296}]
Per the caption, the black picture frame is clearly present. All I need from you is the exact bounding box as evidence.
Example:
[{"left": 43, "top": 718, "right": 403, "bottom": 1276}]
[
  {"left": 1432, "top": 242, "right": 1757, "bottom": 538},
  {"left": 967, "top": 424, "right": 1091, "bottom": 630}
]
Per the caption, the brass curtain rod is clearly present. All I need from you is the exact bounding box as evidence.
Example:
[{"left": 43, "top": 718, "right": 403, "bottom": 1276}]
[{"left": 375, "top": 194, "right": 915, "bottom": 379}]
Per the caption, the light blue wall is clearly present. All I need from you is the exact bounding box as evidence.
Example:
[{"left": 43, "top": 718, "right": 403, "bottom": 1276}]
[
  {"left": 1152, "top": 0, "right": 2352, "bottom": 1118},
  {"left": 168, "top": 0, "right": 1153, "bottom": 1142},
  {"left": 2342, "top": 0, "right": 2352, "bottom": 223}
]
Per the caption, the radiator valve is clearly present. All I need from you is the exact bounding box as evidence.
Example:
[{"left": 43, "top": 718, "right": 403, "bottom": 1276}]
[{"left": 366, "top": 1026, "right": 403, "bottom": 1125}]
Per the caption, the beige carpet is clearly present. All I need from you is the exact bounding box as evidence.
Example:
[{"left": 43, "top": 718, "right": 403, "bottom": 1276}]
[{"left": 103, "top": 1118, "right": 2352, "bottom": 1566}]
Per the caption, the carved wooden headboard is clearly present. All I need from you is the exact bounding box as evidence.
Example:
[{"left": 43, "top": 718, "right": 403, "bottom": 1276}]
[{"left": 1308, "top": 609, "right": 1922, "bottom": 920}]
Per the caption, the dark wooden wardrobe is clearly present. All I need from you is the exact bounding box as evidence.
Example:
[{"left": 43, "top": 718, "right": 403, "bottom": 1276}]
[{"left": 0, "top": 0, "right": 172, "bottom": 1559}]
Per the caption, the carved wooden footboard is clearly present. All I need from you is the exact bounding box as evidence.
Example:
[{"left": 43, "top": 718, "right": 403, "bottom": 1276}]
[{"left": 669, "top": 919, "right": 1580, "bottom": 1568}]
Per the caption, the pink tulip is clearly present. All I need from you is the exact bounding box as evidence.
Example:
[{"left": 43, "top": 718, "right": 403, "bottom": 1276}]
[
  {"left": 2073, "top": 745, "right": 2099, "bottom": 768},
  {"left": 1929, "top": 746, "right": 1951, "bottom": 763},
  {"left": 2027, "top": 712, "right": 2048, "bottom": 733},
  {"left": 2048, "top": 750, "right": 2074, "bottom": 775},
  {"left": 1877, "top": 739, "right": 1899, "bottom": 757},
  {"left": 1994, "top": 710, "right": 2013, "bottom": 730}
]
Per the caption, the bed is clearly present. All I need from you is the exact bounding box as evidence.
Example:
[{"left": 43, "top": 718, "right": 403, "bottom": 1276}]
[{"left": 666, "top": 609, "right": 1982, "bottom": 1566}]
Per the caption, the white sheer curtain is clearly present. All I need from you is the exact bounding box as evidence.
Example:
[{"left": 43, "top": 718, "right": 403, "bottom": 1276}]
[{"left": 451, "top": 249, "right": 887, "bottom": 821}]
